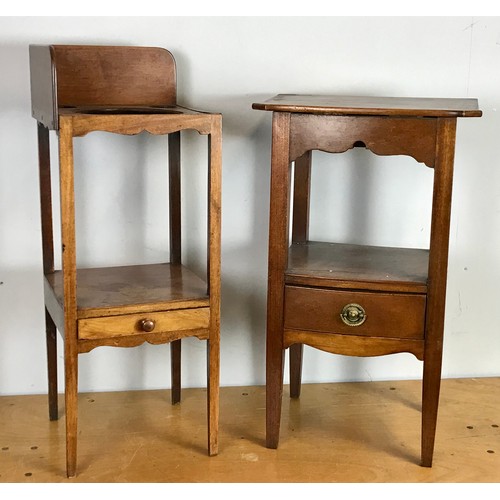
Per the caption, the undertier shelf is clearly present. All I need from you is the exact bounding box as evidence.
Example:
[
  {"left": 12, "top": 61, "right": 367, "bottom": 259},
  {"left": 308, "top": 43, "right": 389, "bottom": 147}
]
[{"left": 286, "top": 241, "right": 429, "bottom": 293}]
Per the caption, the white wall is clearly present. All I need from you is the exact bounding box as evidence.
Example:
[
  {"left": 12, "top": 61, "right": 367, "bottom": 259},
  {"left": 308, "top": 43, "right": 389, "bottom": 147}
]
[{"left": 1, "top": 16, "right": 499, "bottom": 396}]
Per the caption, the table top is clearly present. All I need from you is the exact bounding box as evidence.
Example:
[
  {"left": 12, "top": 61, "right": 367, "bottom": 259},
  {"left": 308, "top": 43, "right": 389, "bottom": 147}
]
[{"left": 252, "top": 94, "right": 482, "bottom": 117}]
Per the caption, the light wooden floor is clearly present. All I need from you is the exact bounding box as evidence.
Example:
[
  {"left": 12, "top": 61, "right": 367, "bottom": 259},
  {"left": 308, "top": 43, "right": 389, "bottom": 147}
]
[{"left": 1, "top": 377, "right": 500, "bottom": 483}]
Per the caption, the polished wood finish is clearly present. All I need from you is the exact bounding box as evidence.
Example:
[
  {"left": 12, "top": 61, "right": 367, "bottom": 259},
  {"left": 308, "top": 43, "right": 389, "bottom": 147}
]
[
  {"left": 169, "top": 131, "right": 182, "bottom": 405},
  {"left": 30, "top": 45, "right": 222, "bottom": 477},
  {"left": 255, "top": 94, "right": 481, "bottom": 466},
  {"left": 284, "top": 286, "right": 426, "bottom": 339},
  {"left": 289, "top": 115, "right": 437, "bottom": 166},
  {"left": 78, "top": 308, "right": 210, "bottom": 340},
  {"left": 29, "top": 45, "right": 177, "bottom": 129},
  {"left": 45, "top": 263, "right": 209, "bottom": 321},
  {"left": 252, "top": 94, "right": 482, "bottom": 117},
  {"left": 421, "top": 118, "right": 457, "bottom": 467},
  {"left": 2, "top": 379, "right": 500, "bottom": 483},
  {"left": 287, "top": 241, "right": 429, "bottom": 293},
  {"left": 265, "top": 112, "right": 291, "bottom": 449}
]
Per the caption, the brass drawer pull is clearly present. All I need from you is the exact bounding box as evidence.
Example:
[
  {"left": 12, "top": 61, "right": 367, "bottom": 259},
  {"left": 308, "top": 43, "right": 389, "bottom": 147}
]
[
  {"left": 340, "top": 303, "right": 366, "bottom": 327},
  {"left": 139, "top": 319, "right": 156, "bottom": 332}
]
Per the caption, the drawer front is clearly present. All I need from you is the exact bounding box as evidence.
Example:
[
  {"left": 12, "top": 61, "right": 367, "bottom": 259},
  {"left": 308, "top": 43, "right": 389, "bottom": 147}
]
[
  {"left": 78, "top": 307, "right": 210, "bottom": 340},
  {"left": 284, "top": 286, "right": 425, "bottom": 339}
]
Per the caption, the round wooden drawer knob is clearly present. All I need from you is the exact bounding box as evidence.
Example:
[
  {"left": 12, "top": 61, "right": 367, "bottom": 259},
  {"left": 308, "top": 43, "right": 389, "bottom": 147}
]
[{"left": 139, "top": 319, "right": 156, "bottom": 332}]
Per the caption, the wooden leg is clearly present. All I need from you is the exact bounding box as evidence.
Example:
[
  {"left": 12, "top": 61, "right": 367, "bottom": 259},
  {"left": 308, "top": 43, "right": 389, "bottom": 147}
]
[
  {"left": 421, "top": 342, "right": 443, "bottom": 467},
  {"left": 168, "top": 132, "right": 182, "bottom": 404},
  {"left": 289, "top": 151, "right": 311, "bottom": 400},
  {"left": 267, "top": 344, "right": 285, "bottom": 448},
  {"left": 207, "top": 337, "right": 220, "bottom": 456},
  {"left": 170, "top": 340, "right": 181, "bottom": 405},
  {"left": 45, "top": 309, "right": 58, "bottom": 421},
  {"left": 64, "top": 347, "right": 78, "bottom": 478},
  {"left": 207, "top": 118, "right": 222, "bottom": 456},
  {"left": 289, "top": 344, "right": 303, "bottom": 399},
  {"left": 421, "top": 117, "right": 457, "bottom": 467},
  {"left": 266, "top": 112, "right": 292, "bottom": 449},
  {"left": 59, "top": 117, "right": 79, "bottom": 478}
]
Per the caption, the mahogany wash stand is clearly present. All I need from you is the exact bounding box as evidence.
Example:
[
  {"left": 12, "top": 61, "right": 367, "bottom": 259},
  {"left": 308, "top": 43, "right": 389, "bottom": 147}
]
[
  {"left": 30, "top": 45, "right": 222, "bottom": 477},
  {"left": 253, "top": 95, "right": 481, "bottom": 466}
]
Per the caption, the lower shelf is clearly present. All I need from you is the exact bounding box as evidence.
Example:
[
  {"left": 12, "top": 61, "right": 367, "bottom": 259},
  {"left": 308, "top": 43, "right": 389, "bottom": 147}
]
[
  {"left": 45, "top": 262, "right": 210, "bottom": 321},
  {"left": 286, "top": 241, "right": 429, "bottom": 293}
]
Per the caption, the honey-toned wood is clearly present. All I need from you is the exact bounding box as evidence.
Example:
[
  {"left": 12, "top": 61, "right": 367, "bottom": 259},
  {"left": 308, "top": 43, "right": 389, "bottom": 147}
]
[
  {"left": 3, "top": 379, "right": 499, "bottom": 483},
  {"left": 78, "top": 308, "right": 210, "bottom": 340},
  {"left": 252, "top": 94, "right": 482, "bottom": 117},
  {"left": 77, "top": 328, "right": 209, "bottom": 354},
  {"left": 58, "top": 116, "right": 78, "bottom": 478},
  {"left": 285, "top": 286, "right": 426, "bottom": 340},
  {"left": 68, "top": 111, "right": 213, "bottom": 138},
  {"left": 289, "top": 115, "right": 437, "bottom": 166},
  {"left": 45, "top": 263, "right": 209, "bottom": 319},
  {"left": 287, "top": 241, "right": 429, "bottom": 293},
  {"left": 31, "top": 45, "right": 222, "bottom": 476},
  {"left": 207, "top": 115, "right": 222, "bottom": 456},
  {"left": 256, "top": 95, "right": 481, "bottom": 466},
  {"left": 284, "top": 330, "right": 424, "bottom": 360}
]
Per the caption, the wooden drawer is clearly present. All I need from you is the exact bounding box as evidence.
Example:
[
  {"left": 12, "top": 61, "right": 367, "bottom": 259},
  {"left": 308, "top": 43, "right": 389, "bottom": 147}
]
[
  {"left": 78, "top": 307, "right": 210, "bottom": 340},
  {"left": 284, "top": 286, "right": 425, "bottom": 339}
]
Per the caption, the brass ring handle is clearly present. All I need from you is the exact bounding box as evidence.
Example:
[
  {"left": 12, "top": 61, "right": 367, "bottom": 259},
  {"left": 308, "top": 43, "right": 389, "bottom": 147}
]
[
  {"left": 139, "top": 319, "right": 156, "bottom": 332},
  {"left": 340, "top": 303, "right": 366, "bottom": 327}
]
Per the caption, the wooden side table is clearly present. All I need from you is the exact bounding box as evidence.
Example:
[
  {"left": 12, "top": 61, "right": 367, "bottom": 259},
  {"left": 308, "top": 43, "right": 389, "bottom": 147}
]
[
  {"left": 30, "top": 45, "right": 222, "bottom": 477},
  {"left": 253, "top": 95, "right": 481, "bottom": 466}
]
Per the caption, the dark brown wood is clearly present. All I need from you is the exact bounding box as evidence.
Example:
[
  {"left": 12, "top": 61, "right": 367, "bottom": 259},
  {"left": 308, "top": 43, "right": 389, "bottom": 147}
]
[
  {"left": 170, "top": 341, "right": 182, "bottom": 405},
  {"left": 266, "top": 112, "right": 291, "bottom": 449},
  {"left": 292, "top": 151, "right": 312, "bottom": 243},
  {"left": 421, "top": 117, "right": 457, "bottom": 467},
  {"left": 52, "top": 45, "right": 176, "bottom": 107},
  {"left": 289, "top": 115, "right": 437, "bottom": 166},
  {"left": 285, "top": 286, "right": 426, "bottom": 339},
  {"left": 45, "top": 263, "right": 209, "bottom": 318},
  {"left": 252, "top": 94, "right": 482, "bottom": 118},
  {"left": 287, "top": 241, "right": 429, "bottom": 293},
  {"left": 289, "top": 151, "right": 312, "bottom": 398},
  {"left": 31, "top": 45, "right": 222, "bottom": 476},
  {"left": 37, "top": 122, "right": 54, "bottom": 273},
  {"left": 45, "top": 309, "right": 58, "bottom": 421},
  {"left": 256, "top": 94, "right": 480, "bottom": 466},
  {"left": 289, "top": 344, "right": 303, "bottom": 399},
  {"left": 169, "top": 131, "right": 182, "bottom": 405}
]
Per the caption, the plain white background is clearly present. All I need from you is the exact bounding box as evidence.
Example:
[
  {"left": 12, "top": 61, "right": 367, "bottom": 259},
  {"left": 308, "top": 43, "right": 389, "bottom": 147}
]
[{"left": 0, "top": 15, "right": 499, "bottom": 396}]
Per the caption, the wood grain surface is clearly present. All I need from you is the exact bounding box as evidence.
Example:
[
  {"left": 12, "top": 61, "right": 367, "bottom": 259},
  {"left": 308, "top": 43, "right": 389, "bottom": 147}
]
[
  {"left": 252, "top": 94, "right": 482, "bottom": 117},
  {"left": 1, "top": 378, "right": 499, "bottom": 482}
]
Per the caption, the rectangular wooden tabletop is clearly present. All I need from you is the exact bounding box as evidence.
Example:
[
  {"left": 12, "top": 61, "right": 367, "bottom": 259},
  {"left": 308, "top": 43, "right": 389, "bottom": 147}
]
[{"left": 252, "top": 94, "right": 482, "bottom": 117}]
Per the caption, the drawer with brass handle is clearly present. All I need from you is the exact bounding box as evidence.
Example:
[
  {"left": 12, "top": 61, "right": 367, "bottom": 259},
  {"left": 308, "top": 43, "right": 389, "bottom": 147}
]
[
  {"left": 284, "top": 285, "right": 425, "bottom": 339},
  {"left": 78, "top": 307, "right": 210, "bottom": 340}
]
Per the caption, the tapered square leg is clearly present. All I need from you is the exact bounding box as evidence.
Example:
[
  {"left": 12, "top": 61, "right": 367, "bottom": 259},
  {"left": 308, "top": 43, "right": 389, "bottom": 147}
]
[
  {"left": 289, "top": 344, "right": 303, "bottom": 399},
  {"left": 45, "top": 309, "right": 58, "bottom": 421},
  {"left": 170, "top": 340, "right": 181, "bottom": 405}
]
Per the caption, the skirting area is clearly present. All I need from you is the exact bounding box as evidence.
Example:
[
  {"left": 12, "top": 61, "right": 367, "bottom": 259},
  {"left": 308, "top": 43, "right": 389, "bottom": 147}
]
[{"left": 1, "top": 378, "right": 500, "bottom": 482}]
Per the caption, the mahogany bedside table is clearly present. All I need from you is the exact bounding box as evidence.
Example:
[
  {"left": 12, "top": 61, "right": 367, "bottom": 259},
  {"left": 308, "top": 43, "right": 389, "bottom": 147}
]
[
  {"left": 252, "top": 94, "right": 481, "bottom": 466},
  {"left": 30, "top": 45, "right": 221, "bottom": 477}
]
